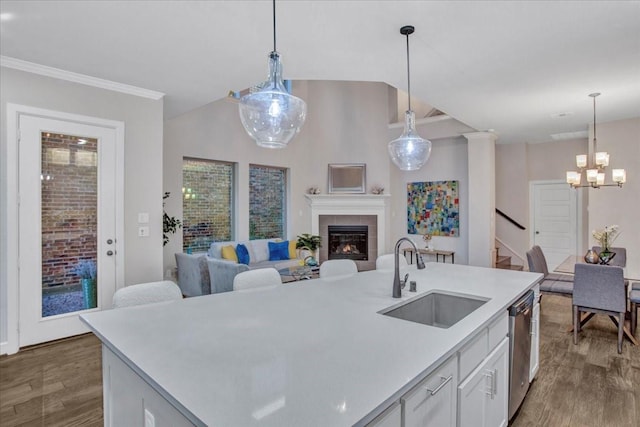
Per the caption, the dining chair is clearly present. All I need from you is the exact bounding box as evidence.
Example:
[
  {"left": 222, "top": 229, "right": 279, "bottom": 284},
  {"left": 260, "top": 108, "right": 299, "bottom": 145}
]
[
  {"left": 591, "top": 246, "right": 626, "bottom": 268},
  {"left": 112, "top": 281, "right": 183, "bottom": 309},
  {"left": 175, "top": 253, "right": 211, "bottom": 297},
  {"left": 526, "top": 247, "right": 573, "bottom": 297},
  {"left": 531, "top": 245, "right": 574, "bottom": 282},
  {"left": 233, "top": 268, "right": 282, "bottom": 291},
  {"left": 319, "top": 259, "right": 358, "bottom": 279},
  {"left": 572, "top": 263, "right": 626, "bottom": 354},
  {"left": 630, "top": 282, "right": 640, "bottom": 337},
  {"left": 376, "top": 253, "right": 408, "bottom": 271}
]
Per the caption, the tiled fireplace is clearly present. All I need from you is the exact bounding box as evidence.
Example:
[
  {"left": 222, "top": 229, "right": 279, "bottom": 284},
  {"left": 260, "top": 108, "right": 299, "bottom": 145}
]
[{"left": 305, "top": 194, "right": 390, "bottom": 271}]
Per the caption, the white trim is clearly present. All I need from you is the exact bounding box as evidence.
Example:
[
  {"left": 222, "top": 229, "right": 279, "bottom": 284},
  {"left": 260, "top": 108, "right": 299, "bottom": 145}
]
[
  {"left": 495, "top": 237, "right": 526, "bottom": 268},
  {"left": 305, "top": 194, "right": 390, "bottom": 256},
  {"left": 1, "top": 56, "right": 165, "bottom": 100},
  {"left": 3, "top": 103, "right": 125, "bottom": 354},
  {"left": 388, "top": 114, "right": 453, "bottom": 130},
  {"left": 528, "top": 179, "right": 581, "bottom": 259}
]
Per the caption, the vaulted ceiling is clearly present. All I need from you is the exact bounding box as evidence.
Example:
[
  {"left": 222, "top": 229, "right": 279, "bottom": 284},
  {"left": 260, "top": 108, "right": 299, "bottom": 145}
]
[{"left": 1, "top": 1, "right": 639, "bottom": 144}]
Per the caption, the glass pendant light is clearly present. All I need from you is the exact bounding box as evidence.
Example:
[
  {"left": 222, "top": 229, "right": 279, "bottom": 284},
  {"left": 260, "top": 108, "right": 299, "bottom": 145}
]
[
  {"left": 388, "top": 25, "right": 431, "bottom": 171},
  {"left": 239, "top": 0, "right": 306, "bottom": 149}
]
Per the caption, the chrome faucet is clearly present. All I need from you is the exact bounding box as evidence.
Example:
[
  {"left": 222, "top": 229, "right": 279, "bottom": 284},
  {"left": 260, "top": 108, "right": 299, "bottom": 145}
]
[{"left": 393, "top": 237, "right": 425, "bottom": 298}]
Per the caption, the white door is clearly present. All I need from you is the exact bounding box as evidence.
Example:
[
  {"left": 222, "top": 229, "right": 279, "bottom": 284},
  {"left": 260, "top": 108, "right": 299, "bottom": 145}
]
[
  {"left": 18, "top": 114, "right": 119, "bottom": 347},
  {"left": 531, "top": 181, "right": 577, "bottom": 272}
]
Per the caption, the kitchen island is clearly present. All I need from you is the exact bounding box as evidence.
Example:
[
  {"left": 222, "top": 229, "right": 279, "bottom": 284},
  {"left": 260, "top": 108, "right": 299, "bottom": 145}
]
[{"left": 81, "top": 262, "right": 541, "bottom": 426}]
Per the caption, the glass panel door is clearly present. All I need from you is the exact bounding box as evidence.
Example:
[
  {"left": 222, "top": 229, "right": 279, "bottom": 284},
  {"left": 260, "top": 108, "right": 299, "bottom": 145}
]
[{"left": 41, "top": 133, "right": 98, "bottom": 317}]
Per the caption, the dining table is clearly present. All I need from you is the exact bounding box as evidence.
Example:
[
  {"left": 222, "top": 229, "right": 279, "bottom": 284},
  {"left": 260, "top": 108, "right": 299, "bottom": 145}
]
[{"left": 554, "top": 254, "right": 638, "bottom": 346}]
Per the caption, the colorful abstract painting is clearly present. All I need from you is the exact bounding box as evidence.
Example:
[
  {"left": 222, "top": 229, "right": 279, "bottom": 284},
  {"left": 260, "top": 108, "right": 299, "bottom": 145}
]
[{"left": 407, "top": 181, "right": 459, "bottom": 236}]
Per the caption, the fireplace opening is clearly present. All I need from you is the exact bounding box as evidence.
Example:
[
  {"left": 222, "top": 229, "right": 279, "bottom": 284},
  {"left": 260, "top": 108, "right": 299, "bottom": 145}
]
[{"left": 328, "top": 225, "right": 368, "bottom": 261}]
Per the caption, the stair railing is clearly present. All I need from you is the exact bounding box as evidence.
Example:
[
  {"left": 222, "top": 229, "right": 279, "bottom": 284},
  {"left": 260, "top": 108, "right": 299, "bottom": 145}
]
[{"left": 495, "top": 208, "right": 525, "bottom": 230}]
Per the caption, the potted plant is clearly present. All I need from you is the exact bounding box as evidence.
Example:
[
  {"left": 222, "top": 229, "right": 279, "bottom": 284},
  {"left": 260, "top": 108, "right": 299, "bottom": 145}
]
[
  {"left": 163, "top": 192, "right": 182, "bottom": 246},
  {"left": 73, "top": 259, "right": 97, "bottom": 309},
  {"left": 296, "top": 234, "right": 322, "bottom": 266}
]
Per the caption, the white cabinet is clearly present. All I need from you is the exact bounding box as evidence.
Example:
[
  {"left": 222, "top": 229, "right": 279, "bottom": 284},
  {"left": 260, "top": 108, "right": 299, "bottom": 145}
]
[
  {"left": 367, "top": 402, "right": 401, "bottom": 427},
  {"left": 402, "top": 355, "right": 458, "bottom": 427},
  {"left": 103, "top": 346, "right": 195, "bottom": 427},
  {"left": 457, "top": 338, "right": 509, "bottom": 427},
  {"left": 529, "top": 302, "right": 540, "bottom": 380}
]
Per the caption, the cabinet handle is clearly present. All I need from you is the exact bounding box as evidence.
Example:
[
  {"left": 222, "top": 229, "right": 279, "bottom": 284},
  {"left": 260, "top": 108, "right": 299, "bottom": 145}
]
[
  {"left": 530, "top": 319, "right": 536, "bottom": 336},
  {"left": 491, "top": 368, "right": 498, "bottom": 399},
  {"left": 483, "top": 371, "right": 493, "bottom": 397},
  {"left": 426, "top": 375, "right": 453, "bottom": 396}
]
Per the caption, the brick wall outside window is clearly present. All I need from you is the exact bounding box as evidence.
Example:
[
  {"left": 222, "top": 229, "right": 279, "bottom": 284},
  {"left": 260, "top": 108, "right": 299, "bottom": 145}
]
[
  {"left": 249, "top": 165, "right": 286, "bottom": 240},
  {"left": 41, "top": 134, "right": 98, "bottom": 288},
  {"left": 182, "top": 158, "right": 233, "bottom": 252}
]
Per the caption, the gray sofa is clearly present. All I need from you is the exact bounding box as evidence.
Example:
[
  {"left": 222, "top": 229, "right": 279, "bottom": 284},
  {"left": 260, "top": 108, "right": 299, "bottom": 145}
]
[
  {"left": 175, "top": 239, "right": 302, "bottom": 297},
  {"left": 207, "top": 238, "right": 300, "bottom": 293}
]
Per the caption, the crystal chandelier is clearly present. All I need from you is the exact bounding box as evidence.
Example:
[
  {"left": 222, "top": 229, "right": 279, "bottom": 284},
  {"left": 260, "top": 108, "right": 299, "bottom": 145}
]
[
  {"left": 388, "top": 25, "right": 432, "bottom": 171},
  {"left": 566, "top": 93, "right": 626, "bottom": 188},
  {"left": 238, "top": 0, "right": 306, "bottom": 149}
]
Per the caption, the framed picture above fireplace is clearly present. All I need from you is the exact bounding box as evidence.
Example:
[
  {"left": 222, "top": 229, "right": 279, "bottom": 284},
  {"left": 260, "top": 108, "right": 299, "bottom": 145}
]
[{"left": 328, "top": 163, "right": 366, "bottom": 194}]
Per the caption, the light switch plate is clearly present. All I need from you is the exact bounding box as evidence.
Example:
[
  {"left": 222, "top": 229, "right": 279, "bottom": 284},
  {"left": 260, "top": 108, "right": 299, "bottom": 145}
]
[{"left": 138, "top": 212, "right": 150, "bottom": 224}]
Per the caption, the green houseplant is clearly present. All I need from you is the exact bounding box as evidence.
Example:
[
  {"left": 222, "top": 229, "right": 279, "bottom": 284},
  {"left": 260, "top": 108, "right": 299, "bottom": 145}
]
[
  {"left": 296, "top": 234, "right": 322, "bottom": 266},
  {"left": 73, "top": 259, "right": 97, "bottom": 309},
  {"left": 163, "top": 192, "right": 182, "bottom": 246}
]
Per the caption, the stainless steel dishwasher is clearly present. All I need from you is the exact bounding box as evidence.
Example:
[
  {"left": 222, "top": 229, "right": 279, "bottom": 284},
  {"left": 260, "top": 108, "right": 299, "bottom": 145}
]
[{"left": 508, "top": 290, "right": 534, "bottom": 420}]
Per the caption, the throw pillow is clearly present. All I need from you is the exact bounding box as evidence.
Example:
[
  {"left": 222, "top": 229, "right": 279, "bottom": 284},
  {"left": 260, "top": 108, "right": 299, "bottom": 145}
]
[
  {"left": 289, "top": 240, "right": 297, "bottom": 259},
  {"left": 268, "top": 240, "right": 290, "bottom": 261},
  {"left": 236, "top": 243, "right": 250, "bottom": 265},
  {"left": 221, "top": 245, "right": 238, "bottom": 262}
]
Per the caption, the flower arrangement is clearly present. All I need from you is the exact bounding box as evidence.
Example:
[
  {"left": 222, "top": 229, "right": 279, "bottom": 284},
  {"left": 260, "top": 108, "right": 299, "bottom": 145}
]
[
  {"left": 73, "top": 259, "right": 97, "bottom": 280},
  {"left": 371, "top": 186, "right": 384, "bottom": 195},
  {"left": 592, "top": 224, "right": 620, "bottom": 253},
  {"left": 307, "top": 187, "right": 321, "bottom": 195},
  {"left": 422, "top": 233, "right": 432, "bottom": 249}
]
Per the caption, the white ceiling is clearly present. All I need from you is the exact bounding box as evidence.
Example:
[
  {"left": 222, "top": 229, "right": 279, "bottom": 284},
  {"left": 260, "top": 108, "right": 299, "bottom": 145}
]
[{"left": 1, "top": 1, "right": 639, "bottom": 144}]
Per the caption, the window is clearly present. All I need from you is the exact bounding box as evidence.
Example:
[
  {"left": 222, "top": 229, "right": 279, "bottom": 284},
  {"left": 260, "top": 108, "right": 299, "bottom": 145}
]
[
  {"left": 249, "top": 165, "right": 287, "bottom": 239},
  {"left": 182, "top": 158, "right": 234, "bottom": 252}
]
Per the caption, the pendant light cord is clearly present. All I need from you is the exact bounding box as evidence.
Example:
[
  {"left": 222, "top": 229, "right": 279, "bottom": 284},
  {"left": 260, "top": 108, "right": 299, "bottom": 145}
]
[
  {"left": 405, "top": 32, "right": 412, "bottom": 112},
  {"left": 592, "top": 94, "right": 597, "bottom": 149},
  {"left": 272, "top": 0, "right": 277, "bottom": 52}
]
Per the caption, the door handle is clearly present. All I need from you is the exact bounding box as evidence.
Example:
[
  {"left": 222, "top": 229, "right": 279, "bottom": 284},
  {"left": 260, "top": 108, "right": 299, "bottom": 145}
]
[
  {"left": 107, "top": 239, "right": 114, "bottom": 245},
  {"left": 106, "top": 250, "right": 114, "bottom": 256},
  {"left": 535, "top": 231, "right": 540, "bottom": 235}
]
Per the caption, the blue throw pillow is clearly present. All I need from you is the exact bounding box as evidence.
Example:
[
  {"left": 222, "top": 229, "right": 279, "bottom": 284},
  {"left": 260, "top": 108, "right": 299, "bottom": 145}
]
[
  {"left": 236, "top": 243, "right": 250, "bottom": 265},
  {"left": 268, "top": 240, "right": 290, "bottom": 261}
]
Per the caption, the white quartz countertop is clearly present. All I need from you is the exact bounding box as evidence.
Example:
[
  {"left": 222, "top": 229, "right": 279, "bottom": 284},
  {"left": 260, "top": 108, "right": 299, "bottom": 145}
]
[{"left": 81, "top": 263, "right": 541, "bottom": 426}]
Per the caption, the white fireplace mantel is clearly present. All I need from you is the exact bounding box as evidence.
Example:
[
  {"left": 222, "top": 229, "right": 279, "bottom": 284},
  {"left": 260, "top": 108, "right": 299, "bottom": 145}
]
[{"left": 305, "top": 194, "right": 390, "bottom": 256}]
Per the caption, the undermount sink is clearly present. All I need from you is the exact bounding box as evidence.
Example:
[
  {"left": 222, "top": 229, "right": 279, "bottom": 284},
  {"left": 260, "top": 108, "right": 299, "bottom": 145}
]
[{"left": 380, "top": 291, "right": 489, "bottom": 329}]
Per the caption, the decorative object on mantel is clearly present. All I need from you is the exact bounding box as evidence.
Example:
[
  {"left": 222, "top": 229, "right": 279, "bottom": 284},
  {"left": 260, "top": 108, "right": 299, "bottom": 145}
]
[
  {"left": 307, "top": 186, "right": 321, "bottom": 195},
  {"left": 371, "top": 186, "right": 384, "bottom": 195},
  {"left": 566, "top": 93, "right": 626, "bottom": 188},
  {"left": 592, "top": 224, "right": 620, "bottom": 264},
  {"left": 238, "top": 0, "right": 306, "bottom": 149},
  {"left": 407, "top": 181, "right": 459, "bottom": 236},
  {"left": 388, "top": 25, "right": 432, "bottom": 171},
  {"left": 328, "top": 163, "right": 366, "bottom": 194},
  {"left": 422, "top": 233, "right": 433, "bottom": 250}
]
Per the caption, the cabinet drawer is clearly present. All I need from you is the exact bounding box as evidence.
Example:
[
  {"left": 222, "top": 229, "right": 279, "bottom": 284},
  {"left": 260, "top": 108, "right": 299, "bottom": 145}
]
[
  {"left": 402, "top": 355, "right": 458, "bottom": 427},
  {"left": 459, "top": 329, "right": 488, "bottom": 381},
  {"left": 488, "top": 312, "right": 508, "bottom": 352}
]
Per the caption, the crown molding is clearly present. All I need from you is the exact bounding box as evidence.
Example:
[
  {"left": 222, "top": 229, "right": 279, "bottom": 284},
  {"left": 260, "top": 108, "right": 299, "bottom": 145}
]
[{"left": 1, "top": 56, "right": 165, "bottom": 100}]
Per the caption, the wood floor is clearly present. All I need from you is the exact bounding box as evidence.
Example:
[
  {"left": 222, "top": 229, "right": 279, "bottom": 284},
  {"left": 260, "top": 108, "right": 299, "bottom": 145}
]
[{"left": 0, "top": 294, "right": 638, "bottom": 426}]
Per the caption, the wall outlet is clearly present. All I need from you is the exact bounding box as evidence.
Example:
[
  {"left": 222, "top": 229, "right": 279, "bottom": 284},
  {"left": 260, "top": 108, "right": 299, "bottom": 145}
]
[{"left": 138, "top": 226, "right": 150, "bottom": 237}]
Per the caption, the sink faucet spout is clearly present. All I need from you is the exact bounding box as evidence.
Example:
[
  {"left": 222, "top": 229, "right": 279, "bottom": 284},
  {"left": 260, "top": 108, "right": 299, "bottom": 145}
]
[{"left": 393, "top": 238, "right": 425, "bottom": 298}]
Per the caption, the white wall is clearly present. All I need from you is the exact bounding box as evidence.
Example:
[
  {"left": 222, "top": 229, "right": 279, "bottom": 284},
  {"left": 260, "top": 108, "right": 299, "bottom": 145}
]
[
  {"left": 163, "top": 81, "right": 392, "bottom": 270},
  {"left": 496, "top": 138, "right": 590, "bottom": 262},
  {"left": 1, "top": 67, "right": 164, "bottom": 347},
  {"left": 587, "top": 117, "right": 639, "bottom": 279},
  {"left": 388, "top": 136, "right": 469, "bottom": 265}
]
